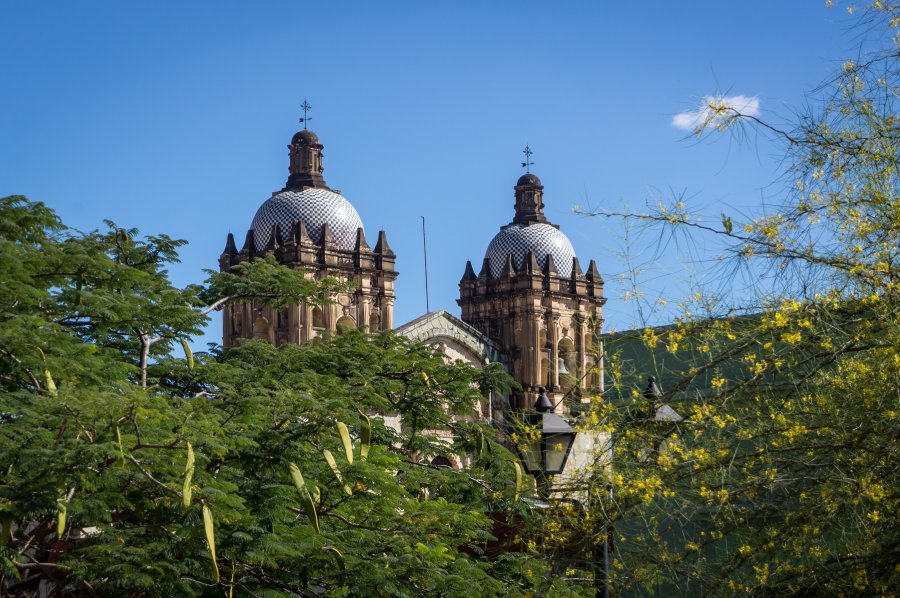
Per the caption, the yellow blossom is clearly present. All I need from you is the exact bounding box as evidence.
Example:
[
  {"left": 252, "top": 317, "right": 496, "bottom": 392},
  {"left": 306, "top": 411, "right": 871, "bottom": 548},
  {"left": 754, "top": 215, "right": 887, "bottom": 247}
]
[{"left": 781, "top": 331, "right": 801, "bottom": 344}]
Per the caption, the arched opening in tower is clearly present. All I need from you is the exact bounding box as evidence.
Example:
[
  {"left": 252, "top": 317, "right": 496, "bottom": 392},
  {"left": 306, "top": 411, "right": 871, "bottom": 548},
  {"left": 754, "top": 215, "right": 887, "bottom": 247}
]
[
  {"left": 557, "top": 337, "right": 576, "bottom": 391},
  {"left": 253, "top": 316, "right": 270, "bottom": 341}
]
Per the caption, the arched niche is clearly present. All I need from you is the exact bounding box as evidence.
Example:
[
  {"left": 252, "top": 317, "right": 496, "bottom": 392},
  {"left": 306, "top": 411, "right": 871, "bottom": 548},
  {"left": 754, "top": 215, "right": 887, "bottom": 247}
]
[
  {"left": 430, "top": 456, "right": 453, "bottom": 469},
  {"left": 311, "top": 306, "right": 325, "bottom": 330},
  {"left": 540, "top": 352, "right": 550, "bottom": 387},
  {"left": 558, "top": 337, "right": 576, "bottom": 389},
  {"left": 586, "top": 355, "right": 601, "bottom": 389},
  {"left": 276, "top": 308, "right": 289, "bottom": 330}
]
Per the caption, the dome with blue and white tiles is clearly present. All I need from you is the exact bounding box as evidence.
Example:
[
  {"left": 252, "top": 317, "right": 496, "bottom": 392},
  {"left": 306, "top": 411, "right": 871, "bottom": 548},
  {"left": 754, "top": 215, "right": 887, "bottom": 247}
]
[
  {"left": 251, "top": 188, "right": 364, "bottom": 251},
  {"left": 485, "top": 222, "right": 576, "bottom": 278}
]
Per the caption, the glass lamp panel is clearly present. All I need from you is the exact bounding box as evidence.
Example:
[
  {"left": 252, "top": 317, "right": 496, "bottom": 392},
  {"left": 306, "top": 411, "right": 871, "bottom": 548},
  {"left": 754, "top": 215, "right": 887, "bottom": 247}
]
[
  {"left": 522, "top": 439, "right": 543, "bottom": 474},
  {"left": 543, "top": 433, "right": 574, "bottom": 474}
]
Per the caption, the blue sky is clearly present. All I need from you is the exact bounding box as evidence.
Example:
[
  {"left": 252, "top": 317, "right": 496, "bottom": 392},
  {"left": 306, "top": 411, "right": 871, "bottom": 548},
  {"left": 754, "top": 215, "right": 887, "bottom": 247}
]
[{"left": 1, "top": 1, "right": 858, "bottom": 347}]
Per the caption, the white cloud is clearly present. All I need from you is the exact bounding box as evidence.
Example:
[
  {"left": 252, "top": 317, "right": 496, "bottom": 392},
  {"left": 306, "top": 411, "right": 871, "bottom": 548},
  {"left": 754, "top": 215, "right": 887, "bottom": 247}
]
[{"left": 671, "top": 94, "right": 761, "bottom": 132}]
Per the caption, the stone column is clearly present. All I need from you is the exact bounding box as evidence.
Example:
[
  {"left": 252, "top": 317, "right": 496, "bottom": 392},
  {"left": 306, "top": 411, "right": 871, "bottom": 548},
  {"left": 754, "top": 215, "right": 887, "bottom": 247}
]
[
  {"left": 241, "top": 302, "right": 251, "bottom": 343},
  {"left": 221, "top": 304, "right": 232, "bottom": 347},
  {"left": 243, "top": 301, "right": 256, "bottom": 338},
  {"left": 289, "top": 303, "right": 302, "bottom": 344},
  {"left": 267, "top": 306, "right": 276, "bottom": 345},
  {"left": 484, "top": 357, "right": 494, "bottom": 423},
  {"left": 598, "top": 338, "right": 606, "bottom": 393},
  {"left": 577, "top": 314, "right": 588, "bottom": 390},
  {"left": 550, "top": 313, "right": 560, "bottom": 389},
  {"left": 303, "top": 303, "right": 314, "bottom": 342},
  {"left": 383, "top": 298, "right": 394, "bottom": 330},
  {"left": 527, "top": 307, "right": 543, "bottom": 389},
  {"left": 326, "top": 302, "right": 337, "bottom": 333},
  {"left": 510, "top": 312, "right": 522, "bottom": 387},
  {"left": 359, "top": 296, "right": 371, "bottom": 331}
]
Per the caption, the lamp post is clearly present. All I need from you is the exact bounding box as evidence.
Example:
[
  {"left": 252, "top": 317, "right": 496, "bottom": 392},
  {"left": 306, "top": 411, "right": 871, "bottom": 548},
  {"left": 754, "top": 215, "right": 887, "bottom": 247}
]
[
  {"left": 644, "top": 375, "right": 661, "bottom": 402},
  {"left": 518, "top": 387, "right": 577, "bottom": 496},
  {"left": 643, "top": 376, "right": 682, "bottom": 450},
  {"left": 595, "top": 377, "right": 662, "bottom": 597}
]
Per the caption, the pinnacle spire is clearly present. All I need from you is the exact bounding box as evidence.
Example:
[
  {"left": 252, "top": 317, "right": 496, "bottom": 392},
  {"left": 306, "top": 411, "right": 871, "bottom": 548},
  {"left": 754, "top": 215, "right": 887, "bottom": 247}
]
[{"left": 461, "top": 260, "right": 477, "bottom": 282}]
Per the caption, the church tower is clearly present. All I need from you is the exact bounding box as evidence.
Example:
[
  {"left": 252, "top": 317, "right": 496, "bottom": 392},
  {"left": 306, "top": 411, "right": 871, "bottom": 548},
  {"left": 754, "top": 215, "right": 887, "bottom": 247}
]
[
  {"left": 458, "top": 167, "right": 605, "bottom": 414},
  {"left": 219, "top": 119, "right": 397, "bottom": 346}
]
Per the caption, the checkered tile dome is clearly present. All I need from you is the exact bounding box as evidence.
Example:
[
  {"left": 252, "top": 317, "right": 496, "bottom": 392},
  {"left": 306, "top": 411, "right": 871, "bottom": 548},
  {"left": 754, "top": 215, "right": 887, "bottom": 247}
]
[
  {"left": 485, "top": 223, "right": 576, "bottom": 278},
  {"left": 250, "top": 188, "right": 364, "bottom": 251}
]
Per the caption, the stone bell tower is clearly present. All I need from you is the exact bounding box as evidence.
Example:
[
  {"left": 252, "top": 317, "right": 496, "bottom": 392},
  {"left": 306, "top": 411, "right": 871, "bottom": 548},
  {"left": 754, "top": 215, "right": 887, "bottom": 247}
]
[
  {"left": 219, "top": 118, "right": 397, "bottom": 347},
  {"left": 458, "top": 169, "right": 605, "bottom": 414}
]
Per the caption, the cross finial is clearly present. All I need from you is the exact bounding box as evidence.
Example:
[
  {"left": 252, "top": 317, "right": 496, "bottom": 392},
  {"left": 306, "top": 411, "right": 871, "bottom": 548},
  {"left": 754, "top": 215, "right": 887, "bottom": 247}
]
[
  {"left": 521, "top": 144, "right": 534, "bottom": 173},
  {"left": 299, "top": 98, "right": 312, "bottom": 130}
]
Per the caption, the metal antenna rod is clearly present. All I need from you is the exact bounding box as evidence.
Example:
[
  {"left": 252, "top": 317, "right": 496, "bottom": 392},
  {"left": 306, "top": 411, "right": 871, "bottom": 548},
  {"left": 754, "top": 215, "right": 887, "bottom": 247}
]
[{"left": 421, "top": 216, "right": 430, "bottom": 313}]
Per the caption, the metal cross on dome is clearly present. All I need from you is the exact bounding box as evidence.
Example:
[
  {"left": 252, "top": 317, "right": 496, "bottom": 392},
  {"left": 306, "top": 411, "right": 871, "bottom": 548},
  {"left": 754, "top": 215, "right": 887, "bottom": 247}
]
[
  {"left": 521, "top": 145, "right": 534, "bottom": 173},
  {"left": 299, "top": 99, "right": 312, "bottom": 129}
]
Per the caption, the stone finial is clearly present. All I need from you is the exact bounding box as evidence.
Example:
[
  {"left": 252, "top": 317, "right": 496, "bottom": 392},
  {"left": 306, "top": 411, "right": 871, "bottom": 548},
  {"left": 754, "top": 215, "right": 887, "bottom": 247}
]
[
  {"left": 570, "top": 257, "right": 586, "bottom": 294},
  {"left": 461, "top": 260, "right": 477, "bottom": 282},
  {"left": 290, "top": 220, "right": 308, "bottom": 245},
  {"left": 374, "top": 231, "right": 394, "bottom": 257},
  {"left": 264, "top": 223, "right": 282, "bottom": 252},
  {"left": 571, "top": 257, "right": 584, "bottom": 278},
  {"left": 223, "top": 233, "right": 237, "bottom": 256},
  {"left": 321, "top": 223, "right": 335, "bottom": 246},
  {"left": 586, "top": 259, "right": 603, "bottom": 284},
  {"left": 522, "top": 250, "right": 540, "bottom": 275},
  {"left": 355, "top": 228, "right": 371, "bottom": 252},
  {"left": 374, "top": 231, "right": 396, "bottom": 272},
  {"left": 478, "top": 258, "right": 492, "bottom": 279},
  {"left": 544, "top": 254, "right": 558, "bottom": 277},
  {"left": 240, "top": 229, "right": 256, "bottom": 255},
  {"left": 502, "top": 254, "right": 516, "bottom": 277}
]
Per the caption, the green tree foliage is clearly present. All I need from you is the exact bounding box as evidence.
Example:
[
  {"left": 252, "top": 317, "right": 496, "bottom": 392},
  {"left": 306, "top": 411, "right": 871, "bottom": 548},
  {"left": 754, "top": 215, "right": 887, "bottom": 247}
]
[
  {"left": 0, "top": 196, "right": 576, "bottom": 596},
  {"left": 572, "top": 5, "right": 900, "bottom": 596}
]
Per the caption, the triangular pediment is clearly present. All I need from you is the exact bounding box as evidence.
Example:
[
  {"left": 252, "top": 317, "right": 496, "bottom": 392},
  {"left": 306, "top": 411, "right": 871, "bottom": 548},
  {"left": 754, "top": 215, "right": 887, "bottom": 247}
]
[{"left": 396, "top": 311, "right": 508, "bottom": 369}]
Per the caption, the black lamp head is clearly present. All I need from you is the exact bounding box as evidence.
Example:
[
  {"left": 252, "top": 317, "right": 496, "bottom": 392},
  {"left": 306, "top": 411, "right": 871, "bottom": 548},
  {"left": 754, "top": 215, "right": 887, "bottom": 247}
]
[{"left": 534, "top": 387, "right": 553, "bottom": 413}]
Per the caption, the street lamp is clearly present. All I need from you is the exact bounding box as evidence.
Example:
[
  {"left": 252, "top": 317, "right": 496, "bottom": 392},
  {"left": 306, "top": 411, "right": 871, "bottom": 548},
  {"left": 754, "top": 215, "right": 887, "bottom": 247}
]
[
  {"left": 518, "top": 387, "right": 577, "bottom": 477},
  {"left": 643, "top": 375, "right": 682, "bottom": 438}
]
